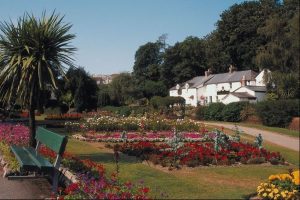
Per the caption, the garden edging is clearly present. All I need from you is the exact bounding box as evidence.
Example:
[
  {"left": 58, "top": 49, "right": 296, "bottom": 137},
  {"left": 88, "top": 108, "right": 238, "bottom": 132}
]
[{"left": 0, "top": 151, "right": 78, "bottom": 184}]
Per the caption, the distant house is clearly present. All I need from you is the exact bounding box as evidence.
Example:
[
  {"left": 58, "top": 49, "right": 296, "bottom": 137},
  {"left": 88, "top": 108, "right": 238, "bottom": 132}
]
[
  {"left": 92, "top": 74, "right": 119, "bottom": 85},
  {"left": 169, "top": 66, "right": 270, "bottom": 106}
]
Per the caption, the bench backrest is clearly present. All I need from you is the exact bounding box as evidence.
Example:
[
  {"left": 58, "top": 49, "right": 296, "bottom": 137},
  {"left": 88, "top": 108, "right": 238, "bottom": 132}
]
[{"left": 36, "top": 127, "right": 68, "bottom": 155}]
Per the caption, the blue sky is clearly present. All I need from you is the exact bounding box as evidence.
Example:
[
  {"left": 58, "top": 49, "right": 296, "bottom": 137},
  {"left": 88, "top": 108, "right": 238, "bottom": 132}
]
[{"left": 0, "top": 0, "right": 245, "bottom": 74}]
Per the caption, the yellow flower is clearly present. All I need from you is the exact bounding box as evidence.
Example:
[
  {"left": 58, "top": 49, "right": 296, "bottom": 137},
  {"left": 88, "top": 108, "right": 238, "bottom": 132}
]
[
  {"left": 266, "top": 188, "right": 271, "bottom": 192},
  {"left": 268, "top": 192, "right": 274, "bottom": 198},
  {"left": 281, "top": 191, "right": 286, "bottom": 198},
  {"left": 273, "top": 188, "right": 279, "bottom": 194},
  {"left": 262, "top": 193, "right": 267, "bottom": 197},
  {"left": 279, "top": 174, "right": 292, "bottom": 181},
  {"left": 292, "top": 170, "right": 299, "bottom": 178}
]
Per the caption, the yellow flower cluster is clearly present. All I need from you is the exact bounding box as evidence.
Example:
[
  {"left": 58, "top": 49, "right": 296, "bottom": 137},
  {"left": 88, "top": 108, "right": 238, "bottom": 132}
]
[
  {"left": 269, "top": 174, "right": 293, "bottom": 182},
  {"left": 291, "top": 171, "right": 299, "bottom": 185},
  {"left": 257, "top": 170, "right": 299, "bottom": 200},
  {"left": 257, "top": 183, "right": 297, "bottom": 200}
]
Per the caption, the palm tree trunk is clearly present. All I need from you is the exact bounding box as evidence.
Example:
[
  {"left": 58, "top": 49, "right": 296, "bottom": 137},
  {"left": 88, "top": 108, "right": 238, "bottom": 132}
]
[
  {"left": 29, "top": 106, "right": 36, "bottom": 147},
  {"left": 29, "top": 82, "right": 36, "bottom": 147}
]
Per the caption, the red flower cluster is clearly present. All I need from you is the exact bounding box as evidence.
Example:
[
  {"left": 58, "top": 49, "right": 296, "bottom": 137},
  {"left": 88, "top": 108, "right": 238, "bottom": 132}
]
[
  {"left": 45, "top": 113, "right": 82, "bottom": 120},
  {"left": 118, "top": 141, "right": 283, "bottom": 167}
]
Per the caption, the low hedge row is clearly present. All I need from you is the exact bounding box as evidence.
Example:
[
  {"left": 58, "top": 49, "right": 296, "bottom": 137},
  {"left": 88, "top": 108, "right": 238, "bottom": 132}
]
[
  {"left": 256, "top": 99, "right": 299, "bottom": 127},
  {"left": 195, "top": 99, "right": 299, "bottom": 127},
  {"left": 196, "top": 102, "right": 248, "bottom": 122}
]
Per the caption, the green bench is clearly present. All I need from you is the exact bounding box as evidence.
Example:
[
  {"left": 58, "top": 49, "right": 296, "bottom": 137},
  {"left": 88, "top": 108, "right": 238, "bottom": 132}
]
[{"left": 9, "top": 127, "right": 68, "bottom": 193}]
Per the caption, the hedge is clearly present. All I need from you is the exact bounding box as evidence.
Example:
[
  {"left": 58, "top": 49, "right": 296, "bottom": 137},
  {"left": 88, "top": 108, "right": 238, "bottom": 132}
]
[
  {"left": 256, "top": 99, "right": 299, "bottom": 127},
  {"left": 221, "top": 102, "right": 249, "bottom": 122},
  {"left": 195, "top": 100, "right": 299, "bottom": 127}
]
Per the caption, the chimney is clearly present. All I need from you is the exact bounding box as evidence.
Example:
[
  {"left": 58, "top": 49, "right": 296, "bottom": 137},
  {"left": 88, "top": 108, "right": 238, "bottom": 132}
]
[
  {"left": 229, "top": 64, "right": 235, "bottom": 73},
  {"left": 241, "top": 75, "right": 247, "bottom": 86},
  {"left": 205, "top": 68, "right": 212, "bottom": 77}
]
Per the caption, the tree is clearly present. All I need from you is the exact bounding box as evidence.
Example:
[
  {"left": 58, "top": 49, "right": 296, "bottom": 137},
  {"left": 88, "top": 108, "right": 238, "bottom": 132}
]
[
  {"left": 63, "top": 66, "right": 98, "bottom": 112},
  {"left": 108, "top": 73, "right": 138, "bottom": 106},
  {"left": 0, "top": 12, "right": 76, "bottom": 147},
  {"left": 97, "top": 84, "right": 111, "bottom": 107},
  {"left": 216, "top": 0, "right": 279, "bottom": 70},
  {"left": 204, "top": 31, "right": 232, "bottom": 73},
  {"left": 255, "top": 1, "right": 299, "bottom": 73},
  {"left": 132, "top": 36, "right": 166, "bottom": 83},
  {"left": 161, "top": 36, "right": 207, "bottom": 87},
  {"left": 60, "top": 90, "right": 74, "bottom": 113}
]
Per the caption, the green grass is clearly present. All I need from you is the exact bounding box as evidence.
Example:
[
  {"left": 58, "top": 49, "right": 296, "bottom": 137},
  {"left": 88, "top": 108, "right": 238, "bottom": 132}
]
[
  {"left": 66, "top": 139, "right": 299, "bottom": 199},
  {"left": 204, "top": 121, "right": 299, "bottom": 138}
]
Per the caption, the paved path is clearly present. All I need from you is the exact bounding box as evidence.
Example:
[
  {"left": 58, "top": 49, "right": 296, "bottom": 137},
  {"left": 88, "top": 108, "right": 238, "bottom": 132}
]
[
  {"left": 0, "top": 168, "right": 51, "bottom": 199},
  {"left": 202, "top": 122, "right": 300, "bottom": 151}
]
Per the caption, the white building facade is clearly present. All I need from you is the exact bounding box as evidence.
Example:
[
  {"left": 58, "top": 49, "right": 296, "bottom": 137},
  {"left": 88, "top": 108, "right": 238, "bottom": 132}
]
[{"left": 169, "top": 67, "right": 269, "bottom": 106}]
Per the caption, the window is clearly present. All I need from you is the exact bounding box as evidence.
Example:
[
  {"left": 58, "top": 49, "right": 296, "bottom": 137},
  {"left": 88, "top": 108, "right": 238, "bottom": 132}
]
[
  {"left": 229, "top": 83, "right": 232, "bottom": 89},
  {"left": 216, "top": 96, "right": 219, "bottom": 102},
  {"left": 209, "top": 96, "right": 212, "bottom": 103}
]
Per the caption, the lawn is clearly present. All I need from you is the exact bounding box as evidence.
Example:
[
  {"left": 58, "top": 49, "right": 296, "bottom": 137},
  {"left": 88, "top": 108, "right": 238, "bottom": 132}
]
[
  {"left": 204, "top": 121, "right": 299, "bottom": 138},
  {"left": 66, "top": 138, "right": 298, "bottom": 199}
]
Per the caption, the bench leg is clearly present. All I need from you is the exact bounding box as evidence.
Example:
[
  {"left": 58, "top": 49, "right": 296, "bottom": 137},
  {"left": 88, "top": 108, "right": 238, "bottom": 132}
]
[{"left": 52, "top": 168, "right": 59, "bottom": 194}]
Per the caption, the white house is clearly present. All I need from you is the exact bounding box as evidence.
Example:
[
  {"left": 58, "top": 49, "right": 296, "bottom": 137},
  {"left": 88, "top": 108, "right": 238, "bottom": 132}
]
[
  {"left": 169, "top": 75, "right": 213, "bottom": 106},
  {"left": 169, "top": 66, "right": 269, "bottom": 106}
]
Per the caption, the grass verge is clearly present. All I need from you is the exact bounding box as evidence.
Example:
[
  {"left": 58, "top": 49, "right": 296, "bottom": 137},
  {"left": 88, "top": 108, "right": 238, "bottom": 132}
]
[{"left": 66, "top": 139, "right": 299, "bottom": 199}]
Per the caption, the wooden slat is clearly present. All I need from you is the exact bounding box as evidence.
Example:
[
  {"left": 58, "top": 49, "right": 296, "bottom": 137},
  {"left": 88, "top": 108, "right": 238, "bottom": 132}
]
[
  {"left": 10, "top": 146, "right": 39, "bottom": 171},
  {"left": 36, "top": 127, "right": 67, "bottom": 154}
]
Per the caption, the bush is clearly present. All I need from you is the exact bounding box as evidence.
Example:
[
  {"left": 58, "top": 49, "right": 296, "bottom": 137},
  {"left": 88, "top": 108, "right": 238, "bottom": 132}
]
[
  {"left": 195, "top": 106, "right": 207, "bottom": 120},
  {"left": 256, "top": 99, "right": 299, "bottom": 127},
  {"left": 221, "top": 102, "right": 248, "bottom": 122},
  {"left": 204, "top": 103, "right": 225, "bottom": 121}
]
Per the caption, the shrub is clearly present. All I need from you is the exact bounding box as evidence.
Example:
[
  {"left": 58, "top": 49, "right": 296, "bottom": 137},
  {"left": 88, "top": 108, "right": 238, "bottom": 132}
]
[
  {"left": 221, "top": 102, "right": 248, "bottom": 122},
  {"left": 204, "top": 103, "right": 225, "bottom": 121},
  {"left": 195, "top": 106, "right": 207, "bottom": 120},
  {"left": 256, "top": 99, "right": 299, "bottom": 127}
]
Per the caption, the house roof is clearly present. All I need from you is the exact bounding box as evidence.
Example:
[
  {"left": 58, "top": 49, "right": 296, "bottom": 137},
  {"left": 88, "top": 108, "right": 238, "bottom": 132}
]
[
  {"left": 205, "top": 70, "right": 257, "bottom": 85},
  {"left": 244, "top": 85, "right": 267, "bottom": 92},
  {"left": 230, "top": 92, "right": 256, "bottom": 99},
  {"left": 170, "top": 75, "right": 214, "bottom": 90}
]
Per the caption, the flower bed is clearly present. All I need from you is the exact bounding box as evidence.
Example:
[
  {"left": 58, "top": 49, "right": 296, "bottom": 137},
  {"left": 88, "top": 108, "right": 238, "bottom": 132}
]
[
  {"left": 73, "top": 131, "right": 213, "bottom": 143},
  {"left": 45, "top": 113, "right": 82, "bottom": 120},
  {"left": 65, "top": 116, "right": 205, "bottom": 132},
  {"left": 39, "top": 147, "right": 150, "bottom": 199},
  {"left": 0, "top": 123, "right": 151, "bottom": 199},
  {"left": 0, "top": 123, "right": 29, "bottom": 145},
  {"left": 256, "top": 170, "right": 299, "bottom": 199},
  {"left": 114, "top": 140, "right": 283, "bottom": 168}
]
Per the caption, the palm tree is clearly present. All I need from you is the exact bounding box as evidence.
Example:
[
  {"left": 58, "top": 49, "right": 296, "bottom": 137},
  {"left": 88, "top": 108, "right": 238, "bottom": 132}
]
[{"left": 0, "top": 12, "right": 76, "bottom": 147}]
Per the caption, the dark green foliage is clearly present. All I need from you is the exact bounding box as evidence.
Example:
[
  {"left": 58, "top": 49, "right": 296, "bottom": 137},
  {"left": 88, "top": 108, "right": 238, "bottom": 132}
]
[
  {"left": 150, "top": 96, "right": 185, "bottom": 109},
  {"left": 195, "top": 102, "right": 248, "bottom": 122},
  {"left": 161, "top": 36, "right": 207, "bottom": 88},
  {"left": 62, "top": 67, "right": 98, "bottom": 112},
  {"left": 216, "top": 0, "right": 278, "bottom": 71},
  {"left": 150, "top": 96, "right": 185, "bottom": 117},
  {"left": 195, "top": 106, "right": 207, "bottom": 120},
  {"left": 267, "top": 71, "right": 300, "bottom": 99},
  {"left": 142, "top": 80, "right": 168, "bottom": 98},
  {"left": 101, "top": 106, "right": 151, "bottom": 117},
  {"left": 195, "top": 103, "right": 227, "bottom": 121},
  {"left": 256, "top": 99, "right": 299, "bottom": 127},
  {"left": 108, "top": 73, "right": 139, "bottom": 106},
  {"left": 97, "top": 85, "right": 111, "bottom": 107},
  {"left": 221, "top": 102, "right": 249, "bottom": 122}
]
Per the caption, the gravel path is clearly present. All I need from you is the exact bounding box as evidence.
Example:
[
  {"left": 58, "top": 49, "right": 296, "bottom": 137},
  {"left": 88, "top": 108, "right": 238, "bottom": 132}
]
[
  {"left": 0, "top": 168, "right": 51, "bottom": 199},
  {"left": 203, "top": 122, "right": 300, "bottom": 151}
]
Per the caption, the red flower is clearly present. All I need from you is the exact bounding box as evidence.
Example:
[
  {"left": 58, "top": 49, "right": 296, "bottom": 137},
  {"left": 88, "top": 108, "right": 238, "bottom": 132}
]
[{"left": 141, "top": 187, "right": 150, "bottom": 193}]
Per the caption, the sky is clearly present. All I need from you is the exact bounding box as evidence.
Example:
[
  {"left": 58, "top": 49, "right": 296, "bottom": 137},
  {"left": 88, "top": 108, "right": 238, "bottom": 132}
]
[{"left": 0, "top": 0, "right": 246, "bottom": 75}]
